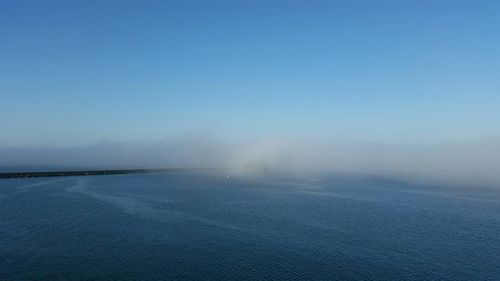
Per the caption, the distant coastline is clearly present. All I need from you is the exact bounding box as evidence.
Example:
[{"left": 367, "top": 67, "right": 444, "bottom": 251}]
[{"left": 0, "top": 168, "right": 185, "bottom": 179}]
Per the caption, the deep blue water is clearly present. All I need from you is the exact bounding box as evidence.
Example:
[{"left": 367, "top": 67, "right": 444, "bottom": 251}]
[{"left": 0, "top": 172, "right": 499, "bottom": 280}]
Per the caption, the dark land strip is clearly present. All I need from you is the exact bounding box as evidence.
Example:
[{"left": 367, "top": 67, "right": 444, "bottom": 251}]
[{"left": 0, "top": 168, "right": 188, "bottom": 179}]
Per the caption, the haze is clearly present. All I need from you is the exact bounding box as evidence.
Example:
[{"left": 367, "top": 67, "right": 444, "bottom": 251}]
[{"left": 1, "top": 1, "right": 499, "bottom": 185}]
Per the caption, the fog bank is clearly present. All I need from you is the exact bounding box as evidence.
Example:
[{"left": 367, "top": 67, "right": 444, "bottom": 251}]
[{"left": 1, "top": 136, "right": 499, "bottom": 186}]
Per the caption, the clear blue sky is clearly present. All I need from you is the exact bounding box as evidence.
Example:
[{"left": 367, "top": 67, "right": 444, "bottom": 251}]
[{"left": 1, "top": 0, "right": 499, "bottom": 146}]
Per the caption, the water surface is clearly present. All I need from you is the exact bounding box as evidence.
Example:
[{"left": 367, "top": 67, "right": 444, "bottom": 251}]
[{"left": 0, "top": 172, "right": 499, "bottom": 280}]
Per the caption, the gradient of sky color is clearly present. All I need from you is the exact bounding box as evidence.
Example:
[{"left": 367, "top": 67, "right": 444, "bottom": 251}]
[{"left": 1, "top": 0, "right": 499, "bottom": 146}]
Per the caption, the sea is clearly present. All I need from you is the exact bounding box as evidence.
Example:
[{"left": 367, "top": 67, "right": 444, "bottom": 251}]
[{"left": 0, "top": 171, "right": 499, "bottom": 280}]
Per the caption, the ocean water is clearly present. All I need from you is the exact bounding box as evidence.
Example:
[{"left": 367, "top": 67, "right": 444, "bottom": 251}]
[{"left": 0, "top": 172, "right": 499, "bottom": 281}]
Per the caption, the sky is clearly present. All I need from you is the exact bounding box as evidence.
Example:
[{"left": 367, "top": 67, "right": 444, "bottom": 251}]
[{"left": 1, "top": 1, "right": 499, "bottom": 183}]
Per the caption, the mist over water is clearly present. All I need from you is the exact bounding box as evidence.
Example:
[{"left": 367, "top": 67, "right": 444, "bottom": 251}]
[
  {"left": 2, "top": 1, "right": 499, "bottom": 280},
  {"left": 1, "top": 134, "right": 499, "bottom": 187}
]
